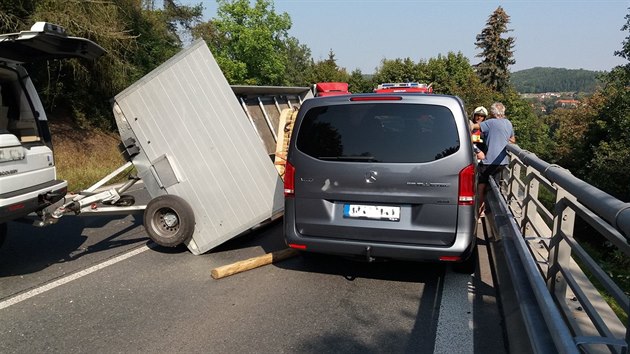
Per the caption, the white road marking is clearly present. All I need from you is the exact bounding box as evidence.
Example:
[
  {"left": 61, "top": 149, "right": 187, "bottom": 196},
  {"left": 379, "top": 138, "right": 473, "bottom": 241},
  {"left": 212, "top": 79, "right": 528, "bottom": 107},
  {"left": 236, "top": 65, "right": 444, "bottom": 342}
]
[
  {"left": 0, "top": 244, "right": 151, "bottom": 311},
  {"left": 433, "top": 270, "right": 474, "bottom": 354}
]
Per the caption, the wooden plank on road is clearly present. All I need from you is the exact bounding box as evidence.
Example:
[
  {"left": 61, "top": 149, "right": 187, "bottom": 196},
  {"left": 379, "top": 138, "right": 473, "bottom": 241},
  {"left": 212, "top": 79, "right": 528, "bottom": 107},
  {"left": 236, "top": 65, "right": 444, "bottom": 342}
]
[{"left": 211, "top": 248, "right": 299, "bottom": 279}]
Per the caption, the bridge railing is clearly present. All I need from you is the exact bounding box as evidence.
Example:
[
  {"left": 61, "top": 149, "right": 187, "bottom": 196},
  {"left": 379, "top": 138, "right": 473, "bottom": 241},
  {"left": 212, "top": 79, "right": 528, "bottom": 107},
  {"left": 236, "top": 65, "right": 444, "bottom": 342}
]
[{"left": 489, "top": 144, "right": 629, "bottom": 354}]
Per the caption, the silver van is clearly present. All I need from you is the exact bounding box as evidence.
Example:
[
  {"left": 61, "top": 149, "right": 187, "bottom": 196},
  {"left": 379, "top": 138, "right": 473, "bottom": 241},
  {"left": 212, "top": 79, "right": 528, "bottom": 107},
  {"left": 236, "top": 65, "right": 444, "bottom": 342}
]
[{"left": 283, "top": 93, "right": 477, "bottom": 268}]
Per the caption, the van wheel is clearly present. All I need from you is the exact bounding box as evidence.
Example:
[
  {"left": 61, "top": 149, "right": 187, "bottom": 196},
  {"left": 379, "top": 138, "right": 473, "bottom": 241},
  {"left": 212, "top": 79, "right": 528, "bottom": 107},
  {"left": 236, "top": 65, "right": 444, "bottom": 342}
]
[
  {"left": 453, "top": 247, "right": 477, "bottom": 274},
  {"left": 143, "top": 195, "right": 195, "bottom": 247},
  {"left": 0, "top": 223, "right": 6, "bottom": 248}
]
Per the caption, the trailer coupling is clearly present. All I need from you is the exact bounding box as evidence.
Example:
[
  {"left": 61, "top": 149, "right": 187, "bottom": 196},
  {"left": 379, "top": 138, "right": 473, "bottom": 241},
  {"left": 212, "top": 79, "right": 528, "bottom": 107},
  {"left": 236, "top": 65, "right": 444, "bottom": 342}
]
[{"left": 33, "top": 162, "right": 146, "bottom": 227}]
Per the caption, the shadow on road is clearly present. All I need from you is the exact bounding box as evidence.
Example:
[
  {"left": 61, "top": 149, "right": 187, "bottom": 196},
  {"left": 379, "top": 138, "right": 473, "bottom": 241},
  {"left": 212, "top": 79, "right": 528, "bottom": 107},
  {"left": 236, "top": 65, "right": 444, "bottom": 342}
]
[{"left": 0, "top": 214, "right": 146, "bottom": 277}]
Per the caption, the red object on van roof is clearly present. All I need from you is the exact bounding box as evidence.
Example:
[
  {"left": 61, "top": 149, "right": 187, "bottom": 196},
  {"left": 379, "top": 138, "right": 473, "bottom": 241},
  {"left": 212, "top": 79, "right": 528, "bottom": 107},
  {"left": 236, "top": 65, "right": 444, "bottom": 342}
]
[{"left": 315, "top": 82, "right": 350, "bottom": 96}]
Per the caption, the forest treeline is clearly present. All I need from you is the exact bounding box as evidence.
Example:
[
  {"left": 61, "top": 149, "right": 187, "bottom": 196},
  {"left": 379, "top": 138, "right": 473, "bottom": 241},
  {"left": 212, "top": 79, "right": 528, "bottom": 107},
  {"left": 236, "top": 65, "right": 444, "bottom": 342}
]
[
  {"left": 0, "top": 0, "right": 629, "bottom": 202},
  {"left": 511, "top": 67, "right": 602, "bottom": 93}
]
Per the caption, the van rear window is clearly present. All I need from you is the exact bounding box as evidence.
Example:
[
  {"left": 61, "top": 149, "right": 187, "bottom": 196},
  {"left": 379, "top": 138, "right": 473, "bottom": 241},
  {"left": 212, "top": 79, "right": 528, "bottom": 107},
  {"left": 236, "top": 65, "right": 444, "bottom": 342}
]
[{"left": 296, "top": 103, "right": 460, "bottom": 163}]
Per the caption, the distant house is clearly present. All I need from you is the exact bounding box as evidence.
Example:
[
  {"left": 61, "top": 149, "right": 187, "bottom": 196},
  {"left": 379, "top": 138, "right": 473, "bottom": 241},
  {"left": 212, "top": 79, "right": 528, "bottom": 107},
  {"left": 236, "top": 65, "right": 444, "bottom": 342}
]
[
  {"left": 555, "top": 99, "right": 579, "bottom": 108},
  {"left": 529, "top": 102, "right": 547, "bottom": 113}
]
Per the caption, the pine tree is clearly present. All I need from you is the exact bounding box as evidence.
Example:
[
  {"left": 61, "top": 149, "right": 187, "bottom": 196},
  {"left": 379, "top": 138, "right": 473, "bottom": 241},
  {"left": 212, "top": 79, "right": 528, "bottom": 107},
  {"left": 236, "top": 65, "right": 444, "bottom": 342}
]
[{"left": 475, "top": 6, "right": 515, "bottom": 92}]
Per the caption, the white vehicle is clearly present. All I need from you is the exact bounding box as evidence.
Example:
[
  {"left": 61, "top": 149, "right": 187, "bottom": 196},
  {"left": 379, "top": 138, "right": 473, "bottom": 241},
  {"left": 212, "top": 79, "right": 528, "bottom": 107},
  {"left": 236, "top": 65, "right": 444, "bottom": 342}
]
[{"left": 0, "top": 22, "right": 105, "bottom": 245}]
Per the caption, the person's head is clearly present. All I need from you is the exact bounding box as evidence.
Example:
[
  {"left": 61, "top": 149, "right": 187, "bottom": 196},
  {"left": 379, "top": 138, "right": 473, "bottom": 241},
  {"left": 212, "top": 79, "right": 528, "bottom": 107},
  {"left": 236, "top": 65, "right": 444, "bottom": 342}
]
[
  {"left": 472, "top": 106, "right": 487, "bottom": 123},
  {"left": 490, "top": 102, "right": 506, "bottom": 118}
]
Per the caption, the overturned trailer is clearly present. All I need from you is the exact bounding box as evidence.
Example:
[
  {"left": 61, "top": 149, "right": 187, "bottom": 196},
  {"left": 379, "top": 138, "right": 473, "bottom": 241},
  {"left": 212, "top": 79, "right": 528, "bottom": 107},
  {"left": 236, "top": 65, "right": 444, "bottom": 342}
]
[
  {"left": 232, "top": 85, "right": 312, "bottom": 155},
  {"left": 53, "top": 40, "right": 311, "bottom": 255}
]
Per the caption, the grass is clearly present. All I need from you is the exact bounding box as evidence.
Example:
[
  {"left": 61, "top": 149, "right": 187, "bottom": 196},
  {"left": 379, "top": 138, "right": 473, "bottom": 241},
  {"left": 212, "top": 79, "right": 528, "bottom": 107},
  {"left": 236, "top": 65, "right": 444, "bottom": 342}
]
[
  {"left": 50, "top": 121, "right": 129, "bottom": 192},
  {"left": 573, "top": 219, "right": 630, "bottom": 325},
  {"left": 577, "top": 243, "right": 629, "bottom": 325},
  {"left": 525, "top": 180, "right": 629, "bottom": 324}
]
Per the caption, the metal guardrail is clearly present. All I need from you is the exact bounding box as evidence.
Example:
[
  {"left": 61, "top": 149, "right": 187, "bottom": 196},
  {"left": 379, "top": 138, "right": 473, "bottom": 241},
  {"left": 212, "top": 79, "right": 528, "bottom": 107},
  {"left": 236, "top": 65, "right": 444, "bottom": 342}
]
[{"left": 489, "top": 144, "right": 629, "bottom": 354}]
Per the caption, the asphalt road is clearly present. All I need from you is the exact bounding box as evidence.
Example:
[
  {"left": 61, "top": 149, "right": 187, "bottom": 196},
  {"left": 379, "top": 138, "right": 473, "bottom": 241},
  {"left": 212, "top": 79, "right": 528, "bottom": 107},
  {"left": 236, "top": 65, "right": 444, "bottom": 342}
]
[{"left": 0, "top": 198, "right": 506, "bottom": 353}]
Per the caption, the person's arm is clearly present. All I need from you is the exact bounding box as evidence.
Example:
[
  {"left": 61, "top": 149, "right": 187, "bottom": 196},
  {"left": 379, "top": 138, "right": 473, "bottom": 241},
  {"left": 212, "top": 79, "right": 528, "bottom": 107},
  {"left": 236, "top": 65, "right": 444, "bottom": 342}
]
[
  {"left": 509, "top": 135, "right": 516, "bottom": 144},
  {"left": 472, "top": 144, "right": 485, "bottom": 160}
]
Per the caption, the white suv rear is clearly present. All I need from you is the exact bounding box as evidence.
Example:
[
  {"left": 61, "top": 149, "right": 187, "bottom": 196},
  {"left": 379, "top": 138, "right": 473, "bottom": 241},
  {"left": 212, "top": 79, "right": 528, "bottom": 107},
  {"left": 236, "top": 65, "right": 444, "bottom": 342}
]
[{"left": 0, "top": 22, "right": 104, "bottom": 245}]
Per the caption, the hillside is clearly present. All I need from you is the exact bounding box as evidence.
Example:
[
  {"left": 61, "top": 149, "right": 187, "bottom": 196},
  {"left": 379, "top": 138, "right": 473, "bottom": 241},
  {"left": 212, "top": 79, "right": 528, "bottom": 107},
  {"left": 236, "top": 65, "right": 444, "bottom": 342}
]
[
  {"left": 50, "top": 121, "right": 126, "bottom": 192},
  {"left": 511, "top": 67, "right": 603, "bottom": 93}
]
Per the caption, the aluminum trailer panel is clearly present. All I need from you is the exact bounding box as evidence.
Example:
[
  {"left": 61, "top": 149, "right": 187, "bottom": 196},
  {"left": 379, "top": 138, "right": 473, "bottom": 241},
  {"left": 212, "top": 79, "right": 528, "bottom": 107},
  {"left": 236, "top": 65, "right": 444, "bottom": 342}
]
[{"left": 111, "top": 40, "right": 283, "bottom": 255}]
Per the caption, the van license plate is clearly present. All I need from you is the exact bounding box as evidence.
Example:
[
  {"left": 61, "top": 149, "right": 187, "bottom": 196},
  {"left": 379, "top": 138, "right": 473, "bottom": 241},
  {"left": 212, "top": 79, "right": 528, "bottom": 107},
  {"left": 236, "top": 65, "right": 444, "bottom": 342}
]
[{"left": 343, "top": 204, "right": 400, "bottom": 221}]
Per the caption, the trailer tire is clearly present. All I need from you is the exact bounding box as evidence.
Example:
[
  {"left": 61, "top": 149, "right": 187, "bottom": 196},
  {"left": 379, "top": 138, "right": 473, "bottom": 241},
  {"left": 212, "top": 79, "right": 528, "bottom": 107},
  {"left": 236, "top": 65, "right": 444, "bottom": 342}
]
[
  {"left": 143, "top": 195, "right": 195, "bottom": 247},
  {"left": 0, "top": 223, "right": 6, "bottom": 249}
]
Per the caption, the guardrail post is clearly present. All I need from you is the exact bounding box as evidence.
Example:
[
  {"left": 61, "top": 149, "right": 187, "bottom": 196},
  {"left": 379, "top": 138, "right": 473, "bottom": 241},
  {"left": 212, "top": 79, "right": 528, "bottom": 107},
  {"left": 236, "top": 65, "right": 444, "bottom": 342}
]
[
  {"left": 521, "top": 166, "right": 539, "bottom": 238},
  {"left": 507, "top": 159, "right": 521, "bottom": 203},
  {"left": 548, "top": 188, "right": 576, "bottom": 300}
]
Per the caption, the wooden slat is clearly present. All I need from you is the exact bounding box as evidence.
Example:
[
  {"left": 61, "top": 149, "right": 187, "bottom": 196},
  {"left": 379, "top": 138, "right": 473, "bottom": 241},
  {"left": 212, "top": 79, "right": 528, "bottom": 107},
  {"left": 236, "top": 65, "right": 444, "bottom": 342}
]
[{"left": 274, "top": 108, "right": 298, "bottom": 179}]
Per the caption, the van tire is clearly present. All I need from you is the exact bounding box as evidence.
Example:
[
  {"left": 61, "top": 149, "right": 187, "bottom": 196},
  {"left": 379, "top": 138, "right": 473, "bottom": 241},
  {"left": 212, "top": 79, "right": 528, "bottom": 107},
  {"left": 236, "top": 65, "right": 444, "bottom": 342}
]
[
  {"left": 453, "top": 247, "right": 477, "bottom": 274},
  {"left": 143, "top": 195, "right": 195, "bottom": 247},
  {"left": 0, "top": 223, "right": 6, "bottom": 249}
]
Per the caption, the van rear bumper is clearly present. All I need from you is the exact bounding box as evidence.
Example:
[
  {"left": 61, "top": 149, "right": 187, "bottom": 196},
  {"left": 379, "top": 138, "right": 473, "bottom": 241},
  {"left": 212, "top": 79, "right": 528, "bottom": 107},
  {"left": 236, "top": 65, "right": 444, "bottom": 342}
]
[
  {"left": 284, "top": 200, "right": 476, "bottom": 263},
  {"left": 0, "top": 179, "right": 67, "bottom": 224}
]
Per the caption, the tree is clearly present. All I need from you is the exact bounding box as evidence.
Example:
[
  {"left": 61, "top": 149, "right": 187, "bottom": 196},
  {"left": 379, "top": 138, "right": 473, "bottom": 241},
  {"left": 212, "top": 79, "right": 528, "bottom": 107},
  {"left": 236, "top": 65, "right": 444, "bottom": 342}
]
[
  {"left": 544, "top": 93, "right": 603, "bottom": 173},
  {"left": 196, "top": 0, "right": 293, "bottom": 85},
  {"left": 0, "top": 0, "right": 35, "bottom": 33},
  {"left": 475, "top": 6, "right": 515, "bottom": 92},
  {"left": 578, "top": 8, "right": 630, "bottom": 201},
  {"left": 2, "top": 0, "right": 202, "bottom": 128},
  {"left": 419, "top": 52, "right": 494, "bottom": 110},
  {"left": 372, "top": 57, "right": 419, "bottom": 84},
  {"left": 24, "top": 0, "right": 202, "bottom": 129},
  {"left": 308, "top": 50, "right": 349, "bottom": 83},
  {"left": 498, "top": 89, "right": 553, "bottom": 160},
  {"left": 283, "top": 37, "right": 312, "bottom": 86},
  {"left": 348, "top": 69, "right": 374, "bottom": 93}
]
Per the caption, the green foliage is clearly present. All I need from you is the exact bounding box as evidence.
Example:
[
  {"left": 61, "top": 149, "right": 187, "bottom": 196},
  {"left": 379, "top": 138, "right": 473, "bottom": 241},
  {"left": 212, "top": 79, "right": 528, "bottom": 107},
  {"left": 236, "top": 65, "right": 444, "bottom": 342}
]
[
  {"left": 372, "top": 52, "right": 496, "bottom": 117},
  {"left": 577, "top": 234, "right": 630, "bottom": 324},
  {"left": 511, "top": 67, "right": 603, "bottom": 93},
  {"left": 2, "top": 0, "right": 202, "bottom": 129},
  {"left": 540, "top": 7, "right": 630, "bottom": 202},
  {"left": 283, "top": 37, "right": 313, "bottom": 86},
  {"left": 422, "top": 53, "right": 471, "bottom": 93},
  {"left": 419, "top": 52, "right": 494, "bottom": 112},
  {"left": 499, "top": 89, "right": 553, "bottom": 159},
  {"left": 348, "top": 69, "right": 374, "bottom": 94},
  {"left": 586, "top": 140, "right": 630, "bottom": 200},
  {"left": 198, "top": 0, "right": 293, "bottom": 85},
  {"left": 578, "top": 8, "right": 630, "bottom": 200},
  {"left": 0, "top": 0, "right": 34, "bottom": 32},
  {"left": 582, "top": 68, "right": 630, "bottom": 201},
  {"left": 475, "top": 6, "right": 515, "bottom": 92},
  {"left": 544, "top": 93, "right": 603, "bottom": 173},
  {"left": 308, "top": 50, "right": 350, "bottom": 83},
  {"left": 372, "top": 57, "right": 419, "bottom": 84}
]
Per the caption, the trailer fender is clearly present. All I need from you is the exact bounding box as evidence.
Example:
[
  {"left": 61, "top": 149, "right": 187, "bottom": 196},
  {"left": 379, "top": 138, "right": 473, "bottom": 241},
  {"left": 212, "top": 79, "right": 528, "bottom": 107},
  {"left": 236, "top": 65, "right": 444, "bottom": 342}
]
[{"left": 143, "top": 195, "right": 195, "bottom": 247}]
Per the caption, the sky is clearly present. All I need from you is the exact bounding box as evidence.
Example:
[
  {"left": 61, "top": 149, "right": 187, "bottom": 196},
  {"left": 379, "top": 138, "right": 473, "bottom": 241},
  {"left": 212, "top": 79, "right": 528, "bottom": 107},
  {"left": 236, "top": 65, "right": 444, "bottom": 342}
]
[{"left": 181, "top": 0, "right": 630, "bottom": 74}]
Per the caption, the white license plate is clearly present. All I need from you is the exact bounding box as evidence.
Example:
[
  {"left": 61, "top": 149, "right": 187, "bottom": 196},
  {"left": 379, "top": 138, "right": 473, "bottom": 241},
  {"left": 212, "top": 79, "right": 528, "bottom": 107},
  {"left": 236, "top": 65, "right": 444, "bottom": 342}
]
[{"left": 343, "top": 204, "right": 400, "bottom": 221}]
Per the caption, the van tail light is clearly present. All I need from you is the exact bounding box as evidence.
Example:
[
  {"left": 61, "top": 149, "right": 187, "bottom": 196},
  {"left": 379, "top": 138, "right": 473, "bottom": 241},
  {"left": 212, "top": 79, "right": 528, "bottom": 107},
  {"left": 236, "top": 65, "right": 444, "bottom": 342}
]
[
  {"left": 458, "top": 163, "right": 475, "bottom": 206},
  {"left": 288, "top": 243, "right": 307, "bottom": 250},
  {"left": 350, "top": 96, "right": 402, "bottom": 101},
  {"left": 439, "top": 255, "right": 461, "bottom": 262},
  {"left": 284, "top": 161, "right": 295, "bottom": 197}
]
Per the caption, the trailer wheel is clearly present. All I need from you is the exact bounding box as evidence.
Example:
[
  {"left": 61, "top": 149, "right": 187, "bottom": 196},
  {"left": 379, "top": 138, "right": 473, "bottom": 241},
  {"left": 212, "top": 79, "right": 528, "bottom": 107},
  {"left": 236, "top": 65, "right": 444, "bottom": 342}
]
[
  {"left": 143, "top": 195, "right": 195, "bottom": 247},
  {"left": 0, "top": 223, "right": 6, "bottom": 249}
]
